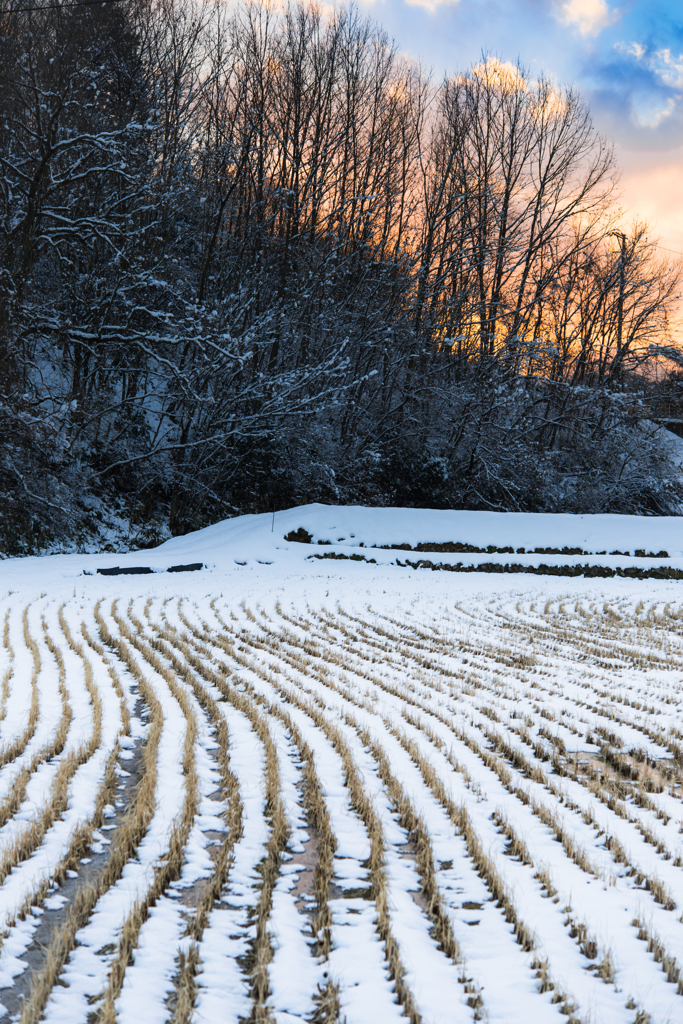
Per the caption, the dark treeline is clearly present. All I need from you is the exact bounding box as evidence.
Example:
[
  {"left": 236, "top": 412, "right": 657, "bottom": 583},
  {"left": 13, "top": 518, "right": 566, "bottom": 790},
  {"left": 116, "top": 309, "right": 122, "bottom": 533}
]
[{"left": 1, "top": 0, "right": 682, "bottom": 553}]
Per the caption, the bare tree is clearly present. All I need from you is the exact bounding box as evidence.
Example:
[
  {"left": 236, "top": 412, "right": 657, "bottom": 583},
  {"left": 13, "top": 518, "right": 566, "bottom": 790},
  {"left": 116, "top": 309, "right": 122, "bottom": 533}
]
[
  {"left": 416, "top": 59, "right": 617, "bottom": 359},
  {"left": 1, "top": 4, "right": 681, "bottom": 552}
]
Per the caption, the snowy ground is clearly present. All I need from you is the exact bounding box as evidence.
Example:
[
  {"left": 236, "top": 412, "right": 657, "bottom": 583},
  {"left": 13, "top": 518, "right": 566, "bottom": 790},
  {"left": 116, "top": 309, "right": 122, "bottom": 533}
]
[{"left": 1, "top": 505, "right": 683, "bottom": 1024}]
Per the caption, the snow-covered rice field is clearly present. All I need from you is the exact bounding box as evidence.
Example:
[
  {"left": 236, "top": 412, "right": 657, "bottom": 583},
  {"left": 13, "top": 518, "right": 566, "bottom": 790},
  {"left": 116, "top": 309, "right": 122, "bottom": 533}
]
[{"left": 1, "top": 506, "right": 683, "bottom": 1024}]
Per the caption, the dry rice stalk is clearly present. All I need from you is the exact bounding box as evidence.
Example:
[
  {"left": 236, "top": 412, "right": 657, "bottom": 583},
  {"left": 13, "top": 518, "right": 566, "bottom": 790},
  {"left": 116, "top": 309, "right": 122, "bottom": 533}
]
[
  {"left": 0, "top": 609, "right": 14, "bottom": 723},
  {"left": 183, "top": 608, "right": 422, "bottom": 1024},
  {"left": 0, "top": 616, "right": 83, "bottom": 892},
  {"left": 93, "top": 602, "right": 200, "bottom": 1019},
  {"left": 18, "top": 599, "right": 170, "bottom": 1021},
  {"left": 492, "top": 809, "right": 534, "bottom": 865},
  {"left": 630, "top": 916, "right": 683, "bottom": 993},
  {"left": 323, "top": 709, "right": 462, "bottom": 970},
  {"left": 0, "top": 606, "right": 41, "bottom": 769},
  {"left": 311, "top": 978, "right": 343, "bottom": 1023},
  {"left": 80, "top": 620, "right": 131, "bottom": 734},
  {"left": 149, "top": 600, "right": 339, "bottom": 1019},
  {"left": 17, "top": 603, "right": 152, "bottom": 1023}
]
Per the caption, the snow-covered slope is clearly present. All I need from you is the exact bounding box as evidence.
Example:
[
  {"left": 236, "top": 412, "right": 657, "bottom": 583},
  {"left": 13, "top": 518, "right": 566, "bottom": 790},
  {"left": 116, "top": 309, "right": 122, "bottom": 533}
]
[
  {"left": 3, "top": 503, "right": 683, "bottom": 588},
  {"left": 159, "top": 503, "right": 683, "bottom": 558}
]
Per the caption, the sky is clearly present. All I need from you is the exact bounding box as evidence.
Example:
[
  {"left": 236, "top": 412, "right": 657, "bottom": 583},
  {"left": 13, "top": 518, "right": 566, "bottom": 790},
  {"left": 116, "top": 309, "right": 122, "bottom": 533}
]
[{"left": 358, "top": 0, "right": 683, "bottom": 259}]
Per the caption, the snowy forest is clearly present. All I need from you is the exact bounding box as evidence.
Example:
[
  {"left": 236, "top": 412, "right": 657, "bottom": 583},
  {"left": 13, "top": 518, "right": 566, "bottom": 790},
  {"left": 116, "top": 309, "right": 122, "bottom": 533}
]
[{"left": 2, "top": 0, "right": 683, "bottom": 554}]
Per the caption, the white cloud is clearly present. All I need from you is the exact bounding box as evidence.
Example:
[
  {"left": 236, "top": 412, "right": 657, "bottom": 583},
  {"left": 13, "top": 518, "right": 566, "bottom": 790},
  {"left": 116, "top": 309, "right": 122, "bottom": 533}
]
[
  {"left": 617, "top": 41, "right": 646, "bottom": 60},
  {"left": 650, "top": 48, "right": 683, "bottom": 90},
  {"left": 558, "top": 0, "right": 617, "bottom": 37},
  {"left": 616, "top": 42, "right": 683, "bottom": 88},
  {"left": 630, "top": 92, "right": 676, "bottom": 129}
]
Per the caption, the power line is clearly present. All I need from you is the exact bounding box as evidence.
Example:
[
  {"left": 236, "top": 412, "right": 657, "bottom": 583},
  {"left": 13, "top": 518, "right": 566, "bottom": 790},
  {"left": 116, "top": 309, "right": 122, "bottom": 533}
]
[
  {"left": 655, "top": 243, "right": 683, "bottom": 258},
  {"left": 0, "top": 0, "right": 126, "bottom": 14}
]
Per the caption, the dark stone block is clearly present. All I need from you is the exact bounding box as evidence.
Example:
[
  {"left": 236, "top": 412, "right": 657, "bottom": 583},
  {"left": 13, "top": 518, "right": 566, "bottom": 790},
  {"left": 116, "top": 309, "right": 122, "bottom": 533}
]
[{"left": 97, "top": 566, "right": 154, "bottom": 576}]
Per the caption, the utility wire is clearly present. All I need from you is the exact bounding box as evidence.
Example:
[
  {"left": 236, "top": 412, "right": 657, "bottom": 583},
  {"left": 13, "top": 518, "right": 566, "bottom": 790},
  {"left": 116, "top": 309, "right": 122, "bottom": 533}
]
[{"left": 655, "top": 243, "right": 683, "bottom": 258}]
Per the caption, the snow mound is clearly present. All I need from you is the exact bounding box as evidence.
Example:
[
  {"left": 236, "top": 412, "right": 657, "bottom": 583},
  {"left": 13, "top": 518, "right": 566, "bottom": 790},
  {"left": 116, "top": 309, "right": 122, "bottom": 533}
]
[
  {"left": 3, "top": 503, "right": 682, "bottom": 588},
  {"left": 158, "top": 504, "right": 683, "bottom": 562}
]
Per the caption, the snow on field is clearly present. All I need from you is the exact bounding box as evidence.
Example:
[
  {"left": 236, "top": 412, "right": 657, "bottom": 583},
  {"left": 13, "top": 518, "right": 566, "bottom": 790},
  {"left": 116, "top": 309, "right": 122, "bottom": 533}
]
[{"left": 1, "top": 505, "right": 683, "bottom": 1023}]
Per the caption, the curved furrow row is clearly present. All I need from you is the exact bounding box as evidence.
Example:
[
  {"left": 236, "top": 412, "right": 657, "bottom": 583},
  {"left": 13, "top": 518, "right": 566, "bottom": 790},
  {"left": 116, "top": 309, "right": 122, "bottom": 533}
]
[
  {"left": 485, "top": 719, "right": 683, "bottom": 867},
  {"left": 173, "top": 600, "right": 432, "bottom": 1024},
  {"left": 122, "top": 595, "right": 341, "bottom": 1024},
  {"left": 0, "top": 597, "right": 111, "bottom": 923},
  {"left": 2, "top": 580, "right": 682, "bottom": 1024},
  {"left": 102, "top": 599, "right": 237, "bottom": 1024},
  {"left": 368, "top": 606, "right": 683, "bottom": 1015},
  {"left": 200, "top": 601, "right": 566, "bottom": 1023},
  {"left": 0, "top": 603, "right": 107, "bottom": 924},
  {"left": 0, "top": 609, "right": 13, "bottom": 728},
  {"left": 0, "top": 606, "right": 42, "bottom": 780},
  {"left": 137, "top": 596, "right": 317, "bottom": 1024},
  {"left": 242, "top": 598, "right": 683, "bottom": 1023},
  {"left": 135, "top": 600, "right": 245, "bottom": 1024},
  {"left": 427, "top": 609, "right": 683, "bottom": 847},
  {"left": 159, "top": 602, "right": 410, "bottom": 1024},
  {"left": 323, "top": 605, "right": 683, "bottom": 868},
  {"left": 147, "top": 598, "right": 340, "bottom": 1021},
  {"left": 0, "top": 615, "right": 71, "bottom": 864},
  {"left": 0, "top": 603, "right": 124, "bottom": 1022},
  {"left": 34, "top": 599, "right": 189, "bottom": 1024},
  {"left": 450, "top": 598, "right": 682, "bottom": 725},
  {"left": 244, "top": 605, "right": 619, "bottom": 1021},
  {"left": 312, "top": 607, "right": 683, "bottom": 914}
]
